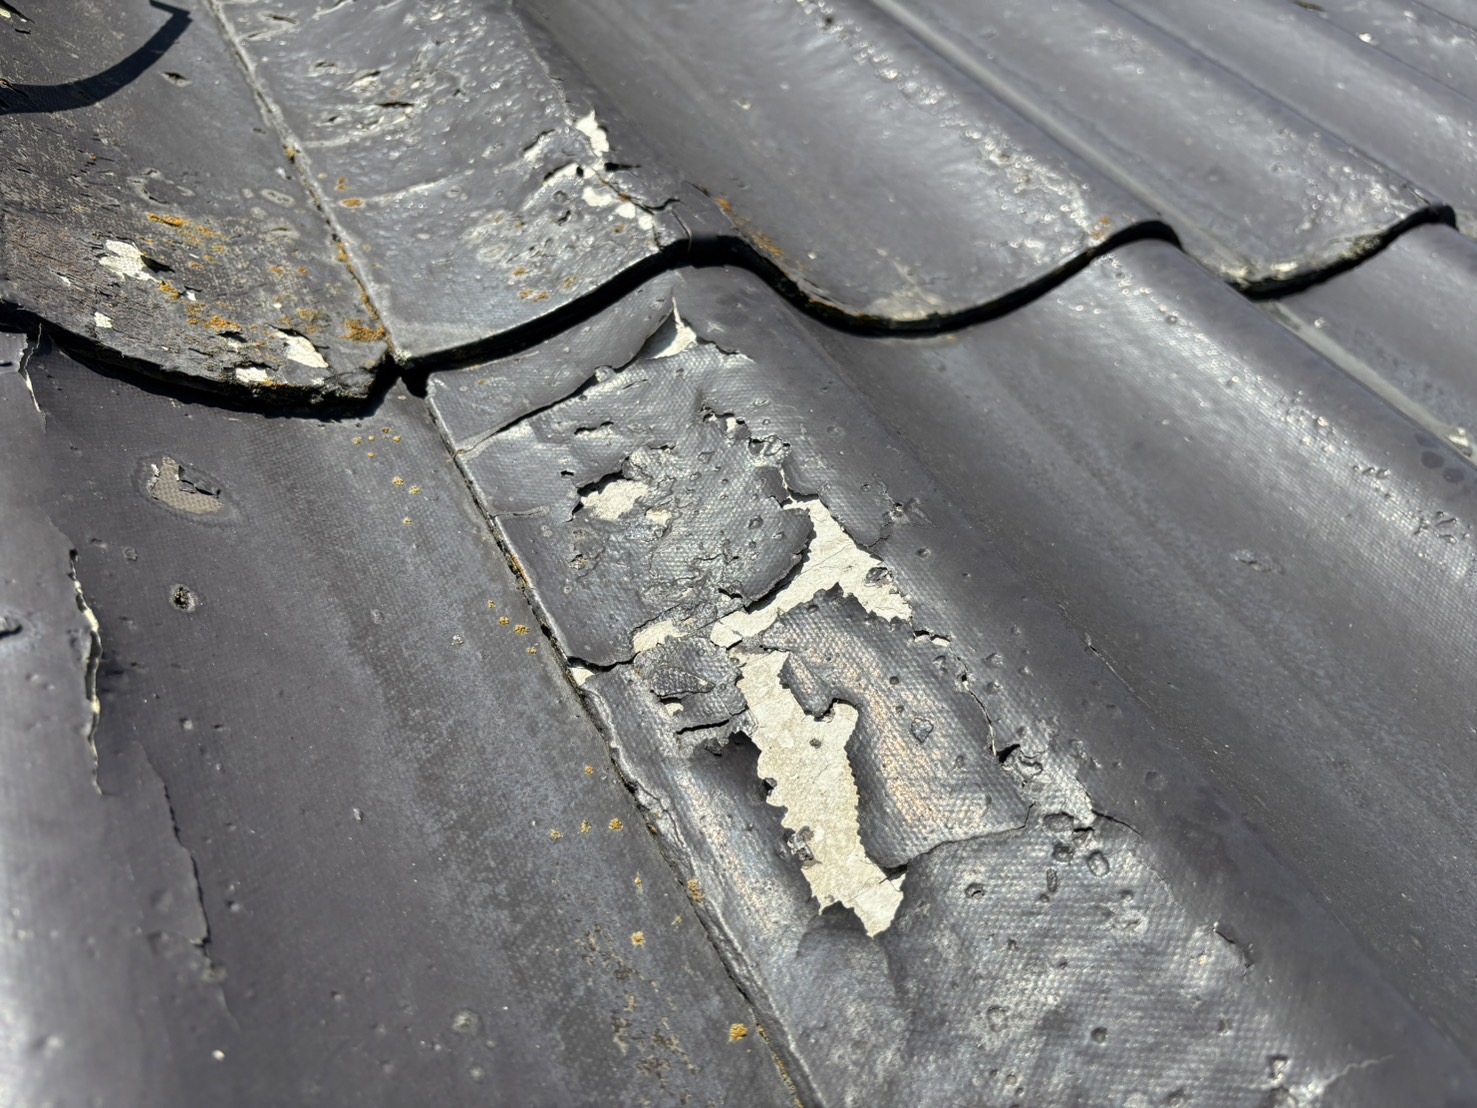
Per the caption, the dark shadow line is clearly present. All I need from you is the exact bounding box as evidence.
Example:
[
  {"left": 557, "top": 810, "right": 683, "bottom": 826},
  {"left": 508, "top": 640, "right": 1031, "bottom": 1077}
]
[{"left": 0, "top": 0, "right": 190, "bottom": 116}]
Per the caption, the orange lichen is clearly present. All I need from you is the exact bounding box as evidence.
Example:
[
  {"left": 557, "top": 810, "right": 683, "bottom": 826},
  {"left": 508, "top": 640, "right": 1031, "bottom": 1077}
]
[
  {"left": 715, "top": 197, "right": 734, "bottom": 215},
  {"left": 631, "top": 932, "right": 645, "bottom": 947},
  {"left": 687, "top": 879, "right": 704, "bottom": 904},
  {"left": 749, "top": 230, "right": 784, "bottom": 260},
  {"left": 341, "top": 198, "right": 364, "bottom": 208},
  {"left": 148, "top": 213, "right": 188, "bottom": 228},
  {"left": 342, "top": 318, "right": 386, "bottom": 343},
  {"left": 729, "top": 1024, "right": 748, "bottom": 1043},
  {"left": 608, "top": 818, "right": 624, "bottom": 832},
  {"left": 514, "top": 625, "right": 529, "bottom": 635},
  {"left": 549, "top": 829, "right": 563, "bottom": 841}
]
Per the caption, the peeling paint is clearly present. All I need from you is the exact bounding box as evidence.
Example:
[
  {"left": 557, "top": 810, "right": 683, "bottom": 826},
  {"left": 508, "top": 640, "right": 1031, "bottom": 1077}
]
[
  {"left": 581, "top": 477, "right": 651, "bottom": 521},
  {"left": 738, "top": 649, "right": 904, "bottom": 935},
  {"left": 275, "top": 331, "right": 328, "bottom": 369},
  {"left": 98, "top": 240, "right": 158, "bottom": 283},
  {"left": 574, "top": 110, "right": 612, "bottom": 161},
  {"left": 711, "top": 497, "right": 910, "bottom": 647}
]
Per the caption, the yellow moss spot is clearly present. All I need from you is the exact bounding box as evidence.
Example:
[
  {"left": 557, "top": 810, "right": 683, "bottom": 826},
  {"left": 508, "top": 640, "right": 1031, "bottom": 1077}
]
[
  {"left": 514, "top": 625, "right": 529, "bottom": 635},
  {"left": 527, "top": 647, "right": 538, "bottom": 655},
  {"left": 353, "top": 437, "right": 363, "bottom": 445},
  {"left": 687, "top": 879, "right": 704, "bottom": 904},
  {"left": 729, "top": 1024, "right": 749, "bottom": 1043},
  {"left": 498, "top": 617, "right": 510, "bottom": 626},
  {"left": 392, "top": 436, "right": 402, "bottom": 443},
  {"left": 393, "top": 476, "right": 405, "bottom": 486},
  {"left": 487, "top": 601, "right": 497, "bottom": 610},
  {"left": 608, "top": 818, "right": 624, "bottom": 832},
  {"left": 580, "top": 821, "right": 592, "bottom": 834},
  {"left": 549, "top": 829, "right": 562, "bottom": 841},
  {"left": 336, "top": 177, "right": 348, "bottom": 192},
  {"left": 630, "top": 931, "right": 645, "bottom": 947},
  {"left": 584, "top": 765, "right": 595, "bottom": 776},
  {"left": 342, "top": 197, "right": 364, "bottom": 208},
  {"left": 408, "top": 486, "right": 421, "bottom": 495}
]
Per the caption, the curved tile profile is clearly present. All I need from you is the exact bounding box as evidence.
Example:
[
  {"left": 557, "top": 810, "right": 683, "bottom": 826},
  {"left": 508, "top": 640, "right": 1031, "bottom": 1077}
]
[
  {"left": 819, "top": 241, "right": 1477, "bottom": 1051},
  {"left": 207, "top": 0, "right": 685, "bottom": 361},
  {"left": 1298, "top": 0, "right": 1477, "bottom": 103},
  {"left": 869, "top": 0, "right": 1432, "bottom": 288},
  {"left": 1120, "top": 0, "right": 1477, "bottom": 235},
  {"left": 1268, "top": 223, "right": 1477, "bottom": 455},
  {"left": 521, "top": 0, "right": 1157, "bottom": 324},
  {"left": 8, "top": 332, "right": 791, "bottom": 1107},
  {"left": 427, "top": 270, "right": 1477, "bottom": 1105},
  {"left": 0, "top": 0, "right": 386, "bottom": 397}
]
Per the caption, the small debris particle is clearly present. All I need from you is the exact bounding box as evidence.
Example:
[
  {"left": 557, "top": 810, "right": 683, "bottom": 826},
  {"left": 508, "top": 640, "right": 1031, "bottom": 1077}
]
[
  {"left": 487, "top": 601, "right": 497, "bottom": 610},
  {"left": 687, "top": 879, "right": 704, "bottom": 903},
  {"left": 402, "top": 517, "right": 412, "bottom": 526},
  {"left": 514, "top": 625, "right": 530, "bottom": 635},
  {"left": 584, "top": 766, "right": 595, "bottom": 776},
  {"left": 608, "top": 818, "right": 624, "bottom": 831},
  {"left": 409, "top": 486, "right": 422, "bottom": 495},
  {"left": 499, "top": 617, "right": 511, "bottom": 626},
  {"left": 549, "top": 829, "right": 562, "bottom": 841},
  {"left": 392, "top": 436, "right": 402, "bottom": 443},
  {"left": 353, "top": 437, "right": 363, "bottom": 445},
  {"left": 580, "top": 821, "right": 592, "bottom": 834},
  {"left": 630, "top": 931, "right": 645, "bottom": 947},
  {"left": 393, "top": 476, "right": 405, "bottom": 486},
  {"left": 634, "top": 874, "right": 644, "bottom": 891},
  {"left": 367, "top": 452, "right": 376, "bottom": 459},
  {"left": 729, "top": 1024, "right": 748, "bottom": 1043},
  {"left": 527, "top": 647, "right": 538, "bottom": 655}
]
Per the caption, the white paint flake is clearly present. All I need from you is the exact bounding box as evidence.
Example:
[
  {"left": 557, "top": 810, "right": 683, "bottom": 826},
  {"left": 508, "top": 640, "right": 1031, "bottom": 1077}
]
[
  {"left": 275, "top": 331, "right": 328, "bottom": 369},
  {"left": 234, "top": 367, "right": 274, "bottom": 386},
  {"left": 98, "top": 240, "right": 157, "bottom": 282},
  {"left": 738, "top": 649, "right": 904, "bottom": 936},
  {"left": 93, "top": 312, "right": 113, "bottom": 330}
]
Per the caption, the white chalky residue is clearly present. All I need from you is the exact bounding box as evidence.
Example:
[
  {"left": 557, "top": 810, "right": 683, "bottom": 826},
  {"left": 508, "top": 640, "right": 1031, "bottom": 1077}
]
[
  {"left": 98, "top": 240, "right": 156, "bottom": 282},
  {"left": 573, "top": 110, "right": 611, "bottom": 160},
  {"left": 738, "top": 649, "right": 904, "bottom": 936},
  {"left": 581, "top": 477, "right": 650, "bottom": 521},
  {"left": 712, "top": 498, "right": 911, "bottom": 647},
  {"left": 275, "top": 331, "right": 328, "bottom": 369}
]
